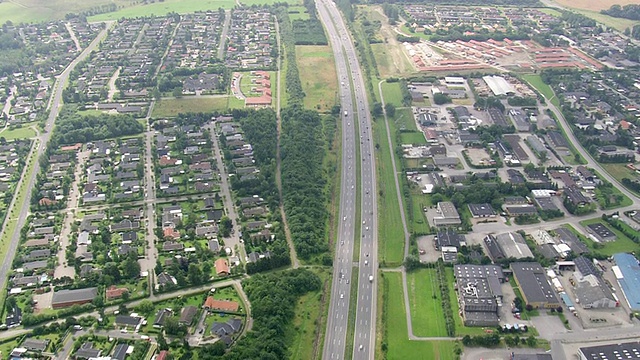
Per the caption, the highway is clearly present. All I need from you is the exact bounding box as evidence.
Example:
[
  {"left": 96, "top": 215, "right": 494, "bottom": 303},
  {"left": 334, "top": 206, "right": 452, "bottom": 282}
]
[
  {"left": 317, "top": 0, "right": 378, "bottom": 359},
  {"left": 0, "top": 23, "right": 112, "bottom": 303}
]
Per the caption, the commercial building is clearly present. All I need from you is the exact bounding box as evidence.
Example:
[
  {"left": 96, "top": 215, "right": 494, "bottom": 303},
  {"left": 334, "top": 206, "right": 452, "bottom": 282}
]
[
  {"left": 435, "top": 229, "right": 466, "bottom": 250},
  {"left": 586, "top": 222, "right": 616, "bottom": 242},
  {"left": 433, "top": 201, "right": 461, "bottom": 226},
  {"left": 612, "top": 253, "right": 640, "bottom": 312},
  {"left": 468, "top": 203, "right": 496, "bottom": 218},
  {"left": 495, "top": 232, "right": 534, "bottom": 259},
  {"left": 578, "top": 341, "right": 640, "bottom": 360},
  {"left": 511, "top": 262, "right": 560, "bottom": 309},
  {"left": 51, "top": 287, "right": 98, "bottom": 309},
  {"left": 454, "top": 264, "right": 504, "bottom": 327},
  {"left": 572, "top": 256, "right": 617, "bottom": 309},
  {"left": 482, "top": 75, "right": 515, "bottom": 96}
]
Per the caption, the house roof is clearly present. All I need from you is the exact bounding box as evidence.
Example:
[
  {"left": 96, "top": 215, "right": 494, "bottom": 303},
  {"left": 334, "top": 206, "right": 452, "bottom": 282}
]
[
  {"left": 52, "top": 287, "right": 98, "bottom": 306},
  {"left": 215, "top": 258, "right": 230, "bottom": 274},
  {"left": 204, "top": 297, "right": 239, "bottom": 312}
]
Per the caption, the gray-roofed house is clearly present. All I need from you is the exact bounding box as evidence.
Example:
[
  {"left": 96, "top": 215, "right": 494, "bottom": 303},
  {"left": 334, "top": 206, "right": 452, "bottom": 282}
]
[
  {"left": 74, "top": 342, "right": 101, "bottom": 359},
  {"left": 112, "top": 343, "right": 129, "bottom": 360},
  {"left": 21, "top": 338, "right": 49, "bottom": 352}
]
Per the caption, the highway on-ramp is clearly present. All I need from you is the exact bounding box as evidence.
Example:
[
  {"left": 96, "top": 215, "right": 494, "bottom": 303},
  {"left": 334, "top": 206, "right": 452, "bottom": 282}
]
[{"left": 318, "top": 0, "right": 378, "bottom": 359}]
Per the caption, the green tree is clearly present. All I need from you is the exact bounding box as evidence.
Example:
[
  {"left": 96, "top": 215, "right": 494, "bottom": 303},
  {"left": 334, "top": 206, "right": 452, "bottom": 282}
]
[
  {"left": 136, "top": 300, "right": 155, "bottom": 316},
  {"left": 384, "top": 103, "right": 396, "bottom": 117}
]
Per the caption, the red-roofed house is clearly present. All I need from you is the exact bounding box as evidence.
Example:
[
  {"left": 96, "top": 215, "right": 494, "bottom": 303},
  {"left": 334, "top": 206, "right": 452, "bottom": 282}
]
[
  {"left": 163, "top": 227, "right": 181, "bottom": 240},
  {"left": 620, "top": 120, "right": 631, "bottom": 130},
  {"left": 106, "top": 285, "right": 129, "bottom": 300},
  {"left": 156, "top": 350, "right": 169, "bottom": 360},
  {"left": 215, "top": 258, "right": 230, "bottom": 276}
]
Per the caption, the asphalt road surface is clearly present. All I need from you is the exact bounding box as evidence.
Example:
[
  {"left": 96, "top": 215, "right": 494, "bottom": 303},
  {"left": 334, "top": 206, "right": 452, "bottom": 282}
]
[{"left": 317, "top": 1, "right": 378, "bottom": 359}]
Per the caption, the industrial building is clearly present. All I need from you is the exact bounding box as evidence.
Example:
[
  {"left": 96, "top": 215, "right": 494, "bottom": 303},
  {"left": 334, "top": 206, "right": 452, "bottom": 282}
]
[
  {"left": 578, "top": 341, "right": 640, "bottom": 360},
  {"left": 495, "top": 232, "right": 534, "bottom": 259},
  {"left": 511, "top": 262, "right": 560, "bottom": 309},
  {"left": 453, "top": 264, "right": 504, "bottom": 327},
  {"left": 612, "top": 253, "right": 640, "bottom": 312},
  {"left": 482, "top": 75, "right": 515, "bottom": 96},
  {"left": 433, "top": 201, "right": 461, "bottom": 226},
  {"left": 572, "top": 256, "right": 617, "bottom": 309}
]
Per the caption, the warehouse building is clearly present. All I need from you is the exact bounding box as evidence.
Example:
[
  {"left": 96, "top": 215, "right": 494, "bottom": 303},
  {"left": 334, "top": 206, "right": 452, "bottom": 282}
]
[
  {"left": 578, "top": 341, "right": 640, "bottom": 360},
  {"left": 572, "top": 256, "right": 617, "bottom": 309},
  {"left": 433, "top": 201, "right": 461, "bottom": 226},
  {"left": 612, "top": 253, "right": 640, "bottom": 312},
  {"left": 511, "top": 262, "right": 560, "bottom": 309},
  {"left": 454, "top": 264, "right": 504, "bottom": 327},
  {"left": 495, "top": 232, "right": 534, "bottom": 259}
]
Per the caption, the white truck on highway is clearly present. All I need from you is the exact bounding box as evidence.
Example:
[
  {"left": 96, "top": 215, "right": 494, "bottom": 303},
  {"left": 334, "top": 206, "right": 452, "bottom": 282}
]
[
  {"left": 369, "top": 275, "right": 374, "bottom": 282},
  {"left": 344, "top": 110, "right": 348, "bottom": 116}
]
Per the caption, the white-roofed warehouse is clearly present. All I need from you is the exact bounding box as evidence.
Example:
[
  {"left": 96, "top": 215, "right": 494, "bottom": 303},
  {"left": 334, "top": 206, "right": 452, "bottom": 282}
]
[{"left": 483, "top": 75, "right": 515, "bottom": 96}]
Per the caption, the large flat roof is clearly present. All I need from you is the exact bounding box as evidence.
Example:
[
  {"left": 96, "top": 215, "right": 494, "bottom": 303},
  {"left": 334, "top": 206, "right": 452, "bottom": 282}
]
[
  {"left": 511, "top": 262, "right": 558, "bottom": 305},
  {"left": 52, "top": 287, "right": 98, "bottom": 305},
  {"left": 496, "top": 232, "right": 534, "bottom": 259},
  {"left": 613, "top": 253, "right": 640, "bottom": 311},
  {"left": 482, "top": 75, "right": 515, "bottom": 96},
  {"left": 579, "top": 341, "right": 640, "bottom": 360}
]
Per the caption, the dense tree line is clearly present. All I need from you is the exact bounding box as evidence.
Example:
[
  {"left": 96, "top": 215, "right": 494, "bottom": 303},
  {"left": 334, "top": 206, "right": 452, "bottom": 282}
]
[
  {"left": 292, "top": 19, "right": 328, "bottom": 45},
  {"left": 602, "top": 4, "right": 640, "bottom": 20},
  {"left": 51, "top": 107, "right": 144, "bottom": 146},
  {"left": 507, "top": 96, "right": 537, "bottom": 107},
  {"left": 275, "top": 7, "right": 305, "bottom": 104},
  {"left": 382, "top": 3, "right": 400, "bottom": 24},
  {"left": 280, "top": 106, "right": 329, "bottom": 259},
  {"left": 435, "top": 260, "right": 455, "bottom": 336},
  {"left": 196, "top": 269, "right": 321, "bottom": 359}
]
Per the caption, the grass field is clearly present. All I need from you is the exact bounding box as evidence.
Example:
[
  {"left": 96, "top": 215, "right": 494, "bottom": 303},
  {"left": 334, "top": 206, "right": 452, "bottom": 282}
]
[
  {"left": 578, "top": 219, "right": 640, "bottom": 256},
  {"left": 382, "top": 272, "right": 458, "bottom": 360},
  {"left": 288, "top": 268, "right": 330, "bottom": 360},
  {"left": 554, "top": 0, "right": 640, "bottom": 12},
  {"left": 400, "top": 132, "right": 427, "bottom": 145},
  {"left": 89, "top": 0, "right": 237, "bottom": 21},
  {"left": 296, "top": 45, "right": 338, "bottom": 112},
  {"left": 152, "top": 96, "right": 230, "bottom": 117},
  {"left": 522, "top": 74, "right": 558, "bottom": 107},
  {"left": 409, "top": 191, "right": 431, "bottom": 235},
  {"left": 571, "top": 9, "right": 640, "bottom": 32},
  {"left": 601, "top": 163, "right": 640, "bottom": 195},
  {"left": 375, "top": 115, "right": 405, "bottom": 266},
  {"left": 407, "top": 269, "right": 448, "bottom": 337},
  {"left": 0, "top": 126, "right": 37, "bottom": 140},
  {"left": 380, "top": 81, "right": 404, "bottom": 108}
]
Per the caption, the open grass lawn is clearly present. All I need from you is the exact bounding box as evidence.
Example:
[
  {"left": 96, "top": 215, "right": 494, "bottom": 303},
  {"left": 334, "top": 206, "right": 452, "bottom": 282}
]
[
  {"left": 380, "top": 81, "right": 404, "bottom": 108},
  {"left": 89, "top": 0, "right": 237, "bottom": 21},
  {"left": 522, "top": 74, "right": 558, "bottom": 106},
  {"left": 152, "top": 96, "right": 230, "bottom": 117},
  {"left": 409, "top": 192, "right": 431, "bottom": 235},
  {"left": 601, "top": 163, "right": 640, "bottom": 195},
  {"left": 556, "top": 6, "right": 640, "bottom": 32},
  {"left": 374, "top": 117, "right": 405, "bottom": 266},
  {"left": 240, "top": 0, "right": 300, "bottom": 6},
  {"left": 554, "top": 0, "right": 639, "bottom": 11},
  {"left": 393, "top": 107, "right": 418, "bottom": 132},
  {"left": 399, "top": 131, "right": 427, "bottom": 145},
  {"left": 287, "top": 267, "right": 330, "bottom": 360},
  {"left": 407, "top": 269, "right": 448, "bottom": 337},
  {"left": 0, "top": 126, "right": 36, "bottom": 140},
  {"left": 296, "top": 45, "right": 338, "bottom": 112},
  {"left": 0, "top": 0, "right": 129, "bottom": 23},
  {"left": 578, "top": 219, "right": 640, "bottom": 256},
  {"left": 382, "top": 272, "right": 458, "bottom": 360},
  {"left": 0, "top": 337, "right": 21, "bottom": 359}
]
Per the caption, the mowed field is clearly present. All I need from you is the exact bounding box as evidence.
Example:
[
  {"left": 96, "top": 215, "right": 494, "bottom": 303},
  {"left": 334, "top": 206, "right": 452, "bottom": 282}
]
[
  {"left": 407, "top": 269, "right": 448, "bottom": 337},
  {"left": 381, "top": 272, "right": 458, "bottom": 360},
  {"left": 151, "top": 96, "right": 235, "bottom": 117},
  {"left": 554, "top": 0, "right": 640, "bottom": 11},
  {"left": 0, "top": 0, "right": 127, "bottom": 23},
  {"left": 295, "top": 45, "right": 338, "bottom": 112}
]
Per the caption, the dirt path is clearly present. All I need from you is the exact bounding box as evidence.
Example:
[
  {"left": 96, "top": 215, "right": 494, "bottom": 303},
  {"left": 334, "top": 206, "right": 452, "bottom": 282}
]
[
  {"left": 107, "top": 67, "right": 120, "bottom": 101},
  {"left": 273, "top": 17, "right": 300, "bottom": 269},
  {"left": 372, "top": 6, "right": 415, "bottom": 76}
]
